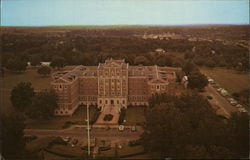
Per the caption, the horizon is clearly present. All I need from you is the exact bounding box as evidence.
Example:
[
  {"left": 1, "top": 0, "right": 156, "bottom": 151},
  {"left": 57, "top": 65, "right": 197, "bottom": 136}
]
[
  {"left": 1, "top": 24, "right": 250, "bottom": 28},
  {"left": 2, "top": 0, "right": 249, "bottom": 26}
]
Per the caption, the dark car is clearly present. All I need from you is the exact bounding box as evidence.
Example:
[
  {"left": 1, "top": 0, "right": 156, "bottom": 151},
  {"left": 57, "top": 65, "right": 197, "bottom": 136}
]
[{"left": 72, "top": 139, "right": 78, "bottom": 145}]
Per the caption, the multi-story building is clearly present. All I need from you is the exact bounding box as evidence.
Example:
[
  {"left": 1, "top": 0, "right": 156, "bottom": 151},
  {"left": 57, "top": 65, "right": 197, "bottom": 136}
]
[{"left": 51, "top": 58, "right": 181, "bottom": 116}]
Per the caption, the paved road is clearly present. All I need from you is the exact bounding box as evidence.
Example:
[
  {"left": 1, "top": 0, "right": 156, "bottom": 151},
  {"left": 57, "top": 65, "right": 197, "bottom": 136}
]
[
  {"left": 24, "top": 126, "right": 143, "bottom": 140},
  {"left": 204, "top": 84, "right": 237, "bottom": 118}
]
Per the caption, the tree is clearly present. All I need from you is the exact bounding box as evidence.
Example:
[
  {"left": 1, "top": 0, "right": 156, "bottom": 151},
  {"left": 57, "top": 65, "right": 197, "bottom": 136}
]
[
  {"left": 6, "top": 58, "right": 27, "bottom": 72},
  {"left": 27, "top": 90, "right": 58, "bottom": 119},
  {"left": 30, "top": 54, "right": 41, "bottom": 66},
  {"left": 50, "top": 56, "right": 66, "bottom": 69},
  {"left": 188, "top": 72, "right": 208, "bottom": 91},
  {"left": 37, "top": 66, "right": 51, "bottom": 76},
  {"left": 0, "top": 112, "right": 25, "bottom": 159},
  {"left": 181, "top": 61, "right": 198, "bottom": 75},
  {"left": 205, "top": 59, "right": 216, "bottom": 68},
  {"left": 10, "top": 82, "right": 35, "bottom": 111},
  {"left": 134, "top": 56, "right": 149, "bottom": 65},
  {"left": 142, "top": 103, "right": 190, "bottom": 158},
  {"left": 227, "top": 112, "right": 249, "bottom": 158}
]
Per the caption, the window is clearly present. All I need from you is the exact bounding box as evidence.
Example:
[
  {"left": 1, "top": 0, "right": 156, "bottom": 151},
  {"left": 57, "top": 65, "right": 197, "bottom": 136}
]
[
  {"left": 99, "top": 100, "right": 102, "bottom": 104},
  {"left": 157, "top": 85, "right": 160, "bottom": 90},
  {"left": 123, "top": 100, "right": 125, "bottom": 104},
  {"left": 117, "top": 100, "right": 119, "bottom": 104},
  {"left": 64, "top": 86, "right": 67, "bottom": 89},
  {"left": 105, "top": 100, "right": 108, "bottom": 104},
  {"left": 59, "top": 85, "right": 62, "bottom": 89}
]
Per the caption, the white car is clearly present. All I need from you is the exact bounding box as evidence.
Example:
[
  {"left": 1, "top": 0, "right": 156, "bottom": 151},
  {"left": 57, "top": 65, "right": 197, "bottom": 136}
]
[
  {"left": 230, "top": 100, "right": 238, "bottom": 106},
  {"left": 238, "top": 108, "right": 247, "bottom": 113},
  {"left": 235, "top": 104, "right": 242, "bottom": 108}
]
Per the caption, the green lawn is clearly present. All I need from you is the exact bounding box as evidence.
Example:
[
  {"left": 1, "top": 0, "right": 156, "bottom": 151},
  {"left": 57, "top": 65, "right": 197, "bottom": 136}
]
[
  {"left": 25, "top": 105, "right": 97, "bottom": 129},
  {"left": 200, "top": 67, "right": 249, "bottom": 93},
  {"left": 0, "top": 68, "right": 51, "bottom": 113},
  {"left": 124, "top": 107, "right": 145, "bottom": 125}
]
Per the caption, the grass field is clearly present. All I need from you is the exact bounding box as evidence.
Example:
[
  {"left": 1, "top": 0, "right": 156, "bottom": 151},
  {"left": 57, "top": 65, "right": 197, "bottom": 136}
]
[
  {"left": 200, "top": 67, "right": 249, "bottom": 93},
  {"left": 0, "top": 68, "right": 52, "bottom": 113},
  {"left": 124, "top": 107, "right": 145, "bottom": 125}
]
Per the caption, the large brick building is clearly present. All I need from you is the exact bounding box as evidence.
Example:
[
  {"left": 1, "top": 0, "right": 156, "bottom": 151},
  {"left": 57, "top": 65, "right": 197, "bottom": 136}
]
[{"left": 51, "top": 58, "right": 181, "bottom": 116}]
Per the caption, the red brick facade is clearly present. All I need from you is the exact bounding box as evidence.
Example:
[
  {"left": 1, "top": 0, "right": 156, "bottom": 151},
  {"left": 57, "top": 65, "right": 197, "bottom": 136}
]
[{"left": 51, "top": 59, "right": 180, "bottom": 115}]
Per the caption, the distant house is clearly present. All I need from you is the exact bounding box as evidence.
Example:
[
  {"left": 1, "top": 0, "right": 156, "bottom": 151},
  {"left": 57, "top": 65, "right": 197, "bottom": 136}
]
[
  {"left": 40, "top": 62, "right": 51, "bottom": 66},
  {"left": 155, "top": 48, "right": 166, "bottom": 55}
]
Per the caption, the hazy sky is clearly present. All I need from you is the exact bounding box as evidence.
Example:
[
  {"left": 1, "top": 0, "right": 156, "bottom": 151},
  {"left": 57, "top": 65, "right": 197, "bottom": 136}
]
[{"left": 1, "top": 0, "right": 249, "bottom": 26}]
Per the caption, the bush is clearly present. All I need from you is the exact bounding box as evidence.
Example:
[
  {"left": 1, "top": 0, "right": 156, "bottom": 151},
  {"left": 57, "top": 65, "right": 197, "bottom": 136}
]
[
  {"left": 99, "top": 146, "right": 111, "bottom": 151},
  {"left": 104, "top": 114, "right": 113, "bottom": 121},
  {"left": 24, "top": 135, "right": 37, "bottom": 143},
  {"left": 90, "top": 109, "right": 101, "bottom": 125},
  {"left": 207, "top": 96, "right": 213, "bottom": 100},
  {"left": 118, "top": 108, "right": 126, "bottom": 125},
  {"left": 48, "top": 137, "right": 67, "bottom": 148},
  {"left": 128, "top": 140, "right": 142, "bottom": 147}
]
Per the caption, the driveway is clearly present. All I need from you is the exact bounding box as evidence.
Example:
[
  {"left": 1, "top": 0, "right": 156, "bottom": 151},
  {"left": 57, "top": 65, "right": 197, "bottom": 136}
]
[{"left": 203, "top": 84, "right": 237, "bottom": 118}]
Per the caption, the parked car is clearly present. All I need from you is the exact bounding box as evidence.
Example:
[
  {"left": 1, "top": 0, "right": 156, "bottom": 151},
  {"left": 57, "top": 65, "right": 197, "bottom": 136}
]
[
  {"left": 63, "top": 136, "right": 71, "bottom": 142},
  {"left": 230, "top": 100, "right": 238, "bottom": 106},
  {"left": 208, "top": 78, "right": 215, "bottom": 84},
  {"left": 72, "top": 139, "right": 78, "bottom": 145},
  {"left": 235, "top": 104, "right": 242, "bottom": 108},
  {"left": 217, "top": 88, "right": 223, "bottom": 92},
  {"left": 220, "top": 89, "right": 230, "bottom": 97},
  {"left": 207, "top": 95, "right": 213, "bottom": 100},
  {"left": 131, "top": 126, "right": 136, "bottom": 132},
  {"left": 212, "top": 83, "right": 220, "bottom": 88},
  {"left": 238, "top": 108, "right": 247, "bottom": 113},
  {"left": 118, "top": 125, "right": 124, "bottom": 131}
]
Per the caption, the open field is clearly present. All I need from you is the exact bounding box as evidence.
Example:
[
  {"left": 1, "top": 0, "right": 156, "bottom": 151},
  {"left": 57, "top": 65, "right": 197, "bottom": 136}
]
[
  {"left": 199, "top": 67, "right": 249, "bottom": 93},
  {"left": 124, "top": 107, "right": 145, "bottom": 125},
  {"left": 25, "top": 105, "right": 96, "bottom": 129},
  {"left": 0, "top": 68, "right": 52, "bottom": 90},
  {"left": 0, "top": 68, "right": 52, "bottom": 113}
]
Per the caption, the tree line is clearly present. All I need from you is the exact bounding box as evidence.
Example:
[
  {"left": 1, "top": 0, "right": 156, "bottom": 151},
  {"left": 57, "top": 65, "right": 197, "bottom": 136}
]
[{"left": 2, "top": 27, "right": 249, "bottom": 73}]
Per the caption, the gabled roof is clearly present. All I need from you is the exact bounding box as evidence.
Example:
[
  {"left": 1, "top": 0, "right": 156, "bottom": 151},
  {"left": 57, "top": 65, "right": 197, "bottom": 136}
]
[
  {"left": 104, "top": 62, "right": 121, "bottom": 68},
  {"left": 51, "top": 78, "right": 70, "bottom": 84},
  {"left": 148, "top": 78, "right": 168, "bottom": 84}
]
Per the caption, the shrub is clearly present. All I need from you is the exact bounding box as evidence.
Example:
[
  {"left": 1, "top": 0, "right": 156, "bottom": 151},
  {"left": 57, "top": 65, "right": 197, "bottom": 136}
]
[
  {"left": 90, "top": 110, "right": 101, "bottom": 125},
  {"left": 118, "top": 108, "right": 126, "bottom": 125},
  {"left": 104, "top": 114, "right": 113, "bottom": 121}
]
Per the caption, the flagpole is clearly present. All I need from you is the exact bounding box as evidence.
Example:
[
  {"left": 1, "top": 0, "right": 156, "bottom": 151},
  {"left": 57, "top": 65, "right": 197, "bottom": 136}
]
[{"left": 87, "top": 97, "right": 90, "bottom": 156}]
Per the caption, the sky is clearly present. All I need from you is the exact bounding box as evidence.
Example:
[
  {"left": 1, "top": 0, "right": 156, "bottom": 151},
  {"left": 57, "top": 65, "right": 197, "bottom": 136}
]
[{"left": 1, "top": 0, "right": 249, "bottom": 26}]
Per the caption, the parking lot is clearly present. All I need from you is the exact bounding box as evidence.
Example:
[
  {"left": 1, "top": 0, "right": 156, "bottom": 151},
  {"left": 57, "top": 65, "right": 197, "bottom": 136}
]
[{"left": 203, "top": 77, "right": 247, "bottom": 118}]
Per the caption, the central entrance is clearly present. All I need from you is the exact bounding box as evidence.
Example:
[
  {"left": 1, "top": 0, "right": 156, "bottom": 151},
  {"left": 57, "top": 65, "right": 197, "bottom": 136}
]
[{"left": 111, "top": 99, "right": 114, "bottom": 105}]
